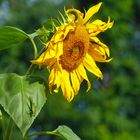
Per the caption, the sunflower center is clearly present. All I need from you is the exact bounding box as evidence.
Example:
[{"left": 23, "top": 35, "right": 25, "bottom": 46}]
[
  {"left": 59, "top": 25, "right": 89, "bottom": 72},
  {"left": 72, "top": 45, "right": 79, "bottom": 55}
]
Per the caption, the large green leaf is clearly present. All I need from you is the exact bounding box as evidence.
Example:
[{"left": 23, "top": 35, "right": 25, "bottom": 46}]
[
  {"left": 0, "top": 26, "right": 28, "bottom": 50},
  {"left": 53, "top": 125, "right": 81, "bottom": 140},
  {"left": 0, "top": 73, "right": 47, "bottom": 136}
]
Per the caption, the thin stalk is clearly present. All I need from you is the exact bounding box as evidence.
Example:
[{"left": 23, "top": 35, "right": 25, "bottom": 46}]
[
  {"left": 30, "top": 38, "right": 38, "bottom": 59},
  {"left": 29, "top": 131, "right": 62, "bottom": 138},
  {"left": 25, "top": 45, "right": 46, "bottom": 76},
  {"left": 25, "top": 63, "right": 35, "bottom": 76},
  {"left": 4, "top": 117, "right": 14, "bottom": 140},
  {"left": 28, "top": 32, "right": 38, "bottom": 59}
]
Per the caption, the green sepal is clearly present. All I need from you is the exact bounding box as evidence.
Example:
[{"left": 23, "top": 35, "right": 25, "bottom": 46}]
[{"left": 36, "top": 19, "right": 59, "bottom": 43}]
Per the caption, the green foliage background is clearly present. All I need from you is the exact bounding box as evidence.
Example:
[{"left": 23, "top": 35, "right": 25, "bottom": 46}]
[{"left": 0, "top": 0, "right": 140, "bottom": 139}]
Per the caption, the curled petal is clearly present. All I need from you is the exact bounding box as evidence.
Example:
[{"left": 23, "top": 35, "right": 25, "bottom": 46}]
[
  {"left": 88, "top": 43, "right": 112, "bottom": 62},
  {"left": 90, "top": 37, "right": 110, "bottom": 57},
  {"left": 86, "top": 17, "right": 114, "bottom": 36},
  {"left": 76, "top": 64, "right": 91, "bottom": 91},
  {"left": 70, "top": 70, "right": 80, "bottom": 95},
  {"left": 67, "top": 8, "right": 84, "bottom": 24}
]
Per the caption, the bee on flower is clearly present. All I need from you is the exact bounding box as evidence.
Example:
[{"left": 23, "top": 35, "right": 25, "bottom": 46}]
[{"left": 32, "top": 2, "right": 113, "bottom": 102}]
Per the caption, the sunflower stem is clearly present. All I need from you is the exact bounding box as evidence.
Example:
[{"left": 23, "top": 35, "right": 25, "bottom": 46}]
[
  {"left": 4, "top": 117, "right": 14, "bottom": 140},
  {"left": 29, "top": 32, "right": 38, "bottom": 59},
  {"left": 25, "top": 64, "right": 35, "bottom": 76},
  {"left": 25, "top": 45, "right": 46, "bottom": 76},
  {"left": 28, "top": 131, "right": 63, "bottom": 138}
]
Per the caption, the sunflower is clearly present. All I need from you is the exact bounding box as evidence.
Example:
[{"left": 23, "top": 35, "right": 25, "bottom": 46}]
[{"left": 32, "top": 2, "right": 113, "bottom": 102}]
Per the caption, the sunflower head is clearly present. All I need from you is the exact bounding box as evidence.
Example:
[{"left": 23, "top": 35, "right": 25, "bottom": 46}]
[
  {"left": 32, "top": 2, "right": 113, "bottom": 102},
  {"left": 59, "top": 25, "right": 89, "bottom": 72}
]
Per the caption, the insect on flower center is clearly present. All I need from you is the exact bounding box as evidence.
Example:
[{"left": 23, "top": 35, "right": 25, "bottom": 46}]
[
  {"left": 71, "top": 41, "right": 84, "bottom": 60},
  {"left": 59, "top": 25, "right": 89, "bottom": 72},
  {"left": 72, "top": 45, "right": 79, "bottom": 55}
]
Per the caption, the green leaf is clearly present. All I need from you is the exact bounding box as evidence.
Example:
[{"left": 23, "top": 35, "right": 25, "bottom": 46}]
[
  {"left": 29, "top": 125, "right": 81, "bottom": 140},
  {"left": 0, "top": 26, "right": 28, "bottom": 50},
  {"left": 0, "top": 73, "right": 47, "bottom": 136},
  {"left": 53, "top": 125, "right": 81, "bottom": 140}
]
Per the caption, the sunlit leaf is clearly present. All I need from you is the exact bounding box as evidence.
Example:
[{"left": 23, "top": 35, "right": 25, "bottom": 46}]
[
  {"left": 0, "top": 26, "right": 28, "bottom": 50},
  {"left": 0, "top": 73, "right": 47, "bottom": 136},
  {"left": 53, "top": 125, "right": 81, "bottom": 140}
]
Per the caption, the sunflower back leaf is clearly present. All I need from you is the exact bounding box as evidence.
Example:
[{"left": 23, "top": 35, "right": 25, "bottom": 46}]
[{"left": 36, "top": 19, "right": 58, "bottom": 43}]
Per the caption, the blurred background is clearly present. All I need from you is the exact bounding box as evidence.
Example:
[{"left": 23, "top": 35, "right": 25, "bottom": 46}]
[{"left": 0, "top": 0, "right": 140, "bottom": 140}]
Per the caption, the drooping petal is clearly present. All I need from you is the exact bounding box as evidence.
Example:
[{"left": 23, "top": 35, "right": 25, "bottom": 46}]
[
  {"left": 83, "top": 2, "right": 102, "bottom": 24},
  {"left": 83, "top": 53, "right": 103, "bottom": 79},
  {"left": 88, "top": 43, "right": 112, "bottom": 62},
  {"left": 70, "top": 70, "right": 80, "bottom": 95},
  {"left": 44, "top": 58, "right": 57, "bottom": 70},
  {"left": 31, "top": 45, "right": 58, "bottom": 69},
  {"left": 61, "top": 70, "right": 74, "bottom": 102},
  {"left": 49, "top": 68, "right": 55, "bottom": 90},
  {"left": 76, "top": 64, "right": 91, "bottom": 91},
  {"left": 31, "top": 50, "right": 50, "bottom": 65},
  {"left": 48, "top": 63, "right": 62, "bottom": 93},
  {"left": 90, "top": 37, "right": 110, "bottom": 57},
  {"left": 53, "top": 65, "right": 62, "bottom": 93}
]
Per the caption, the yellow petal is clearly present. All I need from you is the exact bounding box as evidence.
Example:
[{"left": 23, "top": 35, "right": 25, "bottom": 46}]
[
  {"left": 67, "top": 8, "right": 82, "bottom": 16},
  {"left": 55, "top": 41, "right": 63, "bottom": 57},
  {"left": 61, "top": 70, "right": 74, "bottom": 102},
  {"left": 88, "top": 43, "right": 112, "bottom": 62},
  {"left": 31, "top": 50, "right": 48, "bottom": 65},
  {"left": 44, "top": 58, "right": 56, "bottom": 70},
  {"left": 48, "top": 63, "right": 62, "bottom": 93},
  {"left": 53, "top": 25, "right": 74, "bottom": 43},
  {"left": 67, "top": 8, "right": 84, "bottom": 21},
  {"left": 90, "top": 19, "right": 106, "bottom": 26},
  {"left": 90, "top": 16, "right": 113, "bottom": 29},
  {"left": 83, "top": 2, "right": 102, "bottom": 24},
  {"left": 90, "top": 37, "right": 110, "bottom": 57},
  {"left": 53, "top": 31, "right": 64, "bottom": 43},
  {"left": 53, "top": 65, "right": 62, "bottom": 93},
  {"left": 70, "top": 70, "right": 80, "bottom": 95},
  {"left": 63, "top": 25, "right": 75, "bottom": 37},
  {"left": 49, "top": 68, "right": 55, "bottom": 90},
  {"left": 86, "top": 17, "right": 114, "bottom": 36},
  {"left": 76, "top": 64, "right": 91, "bottom": 91},
  {"left": 31, "top": 46, "right": 57, "bottom": 68},
  {"left": 83, "top": 53, "right": 103, "bottom": 79}
]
